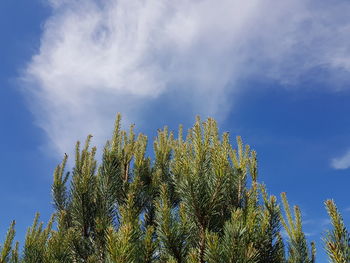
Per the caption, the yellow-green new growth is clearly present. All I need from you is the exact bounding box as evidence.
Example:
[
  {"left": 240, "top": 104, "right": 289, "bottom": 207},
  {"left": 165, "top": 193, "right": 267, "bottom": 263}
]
[
  {"left": 0, "top": 115, "right": 348, "bottom": 263},
  {"left": 0, "top": 221, "right": 16, "bottom": 263},
  {"left": 281, "top": 192, "right": 316, "bottom": 263},
  {"left": 324, "top": 200, "right": 350, "bottom": 263}
]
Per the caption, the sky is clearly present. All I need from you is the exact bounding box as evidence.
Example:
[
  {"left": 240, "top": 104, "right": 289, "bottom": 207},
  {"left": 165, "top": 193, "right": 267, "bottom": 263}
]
[{"left": 1, "top": 0, "right": 350, "bottom": 261}]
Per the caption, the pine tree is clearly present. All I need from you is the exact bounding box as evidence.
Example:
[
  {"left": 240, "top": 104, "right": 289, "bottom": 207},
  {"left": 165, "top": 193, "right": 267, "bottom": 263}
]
[
  {"left": 0, "top": 115, "right": 348, "bottom": 262},
  {"left": 324, "top": 200, "right": 350, "bottom": 263},
  {"left": 280, "top": 193, "right": 315, "bottom": 263},
  {"left": 0, "top": 221, "right": 17, "bottom": 263}
]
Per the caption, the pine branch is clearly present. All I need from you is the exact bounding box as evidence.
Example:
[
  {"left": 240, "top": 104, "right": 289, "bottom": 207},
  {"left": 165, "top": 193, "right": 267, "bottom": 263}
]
[
  {"left": 0, "top": 221, "right": 16, "bottom": 263},
  {"left": 324, "top": 200, "right": 350, "bottom": 263}
]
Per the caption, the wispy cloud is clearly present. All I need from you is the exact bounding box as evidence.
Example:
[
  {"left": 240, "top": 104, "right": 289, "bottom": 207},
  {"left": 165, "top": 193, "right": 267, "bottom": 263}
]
[
  {"left": 22, "top": 0, "right": 350, "bottom": 156},
  {"left": 331, "top": 150, "right": 350, "bottom": 170}
]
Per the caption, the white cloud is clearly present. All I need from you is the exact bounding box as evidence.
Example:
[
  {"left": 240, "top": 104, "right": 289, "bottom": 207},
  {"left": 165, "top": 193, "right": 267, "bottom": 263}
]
[
  {"left": 22, "top": 0, "right": 350, "bottom": 156},
  {"left": 331, "top": 150, "right": 350, "bottom": 170}
]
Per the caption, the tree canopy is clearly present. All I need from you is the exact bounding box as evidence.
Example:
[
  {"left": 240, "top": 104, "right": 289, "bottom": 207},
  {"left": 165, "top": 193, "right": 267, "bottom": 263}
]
[{"left": 0, "top": 115, "right": 348, "bottom": 263}]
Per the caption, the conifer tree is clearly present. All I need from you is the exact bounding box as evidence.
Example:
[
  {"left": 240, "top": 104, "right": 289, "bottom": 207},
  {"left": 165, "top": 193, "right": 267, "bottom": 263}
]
[
  {"left": 0, "top": 221, "right": 17, "bottom": 263},
  {"left": 0, "top": 115, "right": 348, "bottom": 262},
  {"left": 324, "top": 200, "right": 350, "bottom": 263},
  {"left": 280, "top": 193, "right": 316, "bottom": 263}
]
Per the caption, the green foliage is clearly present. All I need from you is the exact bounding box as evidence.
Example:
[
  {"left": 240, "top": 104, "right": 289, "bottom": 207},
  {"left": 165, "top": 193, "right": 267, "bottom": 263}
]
[
  {"left": 324, "top": 200, "right": 350, "bottom": 263},
  {"left": 156, "top": 184, "right": 190, "bottom": 263},
  {"left": 23, "top": 213, "right": 53, "bottom": 263},
  {"left": 0, "top": 114, "right": 348, "bottom": 262},
  {"left": 280, "top": 193, "right": 315, "bottom": 263},
  {"left": 0, "top": 221, "right": 16, "bottom": 263}
]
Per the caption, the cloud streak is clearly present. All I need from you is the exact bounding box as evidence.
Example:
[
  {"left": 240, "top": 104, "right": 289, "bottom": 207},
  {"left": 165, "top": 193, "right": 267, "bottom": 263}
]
[
  {"left": 23, "top": 0, "right": 350, "bottom": 156},
  {"left": 331, "top": 150, "right": 350, "bottom": 170}
]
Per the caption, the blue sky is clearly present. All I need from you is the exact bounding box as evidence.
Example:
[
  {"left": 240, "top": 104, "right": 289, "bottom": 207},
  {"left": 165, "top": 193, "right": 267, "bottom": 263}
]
[{"left": 1, "top": 0, "right": 350, "bottom": 261}]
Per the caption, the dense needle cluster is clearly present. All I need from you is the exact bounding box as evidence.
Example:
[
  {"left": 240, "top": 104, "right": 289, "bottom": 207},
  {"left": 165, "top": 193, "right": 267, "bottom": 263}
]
[{"left": 0, "top": 115, "right": 348, "bottom": 263}]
